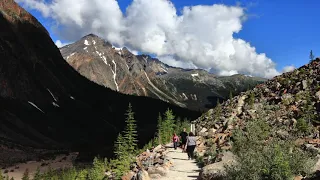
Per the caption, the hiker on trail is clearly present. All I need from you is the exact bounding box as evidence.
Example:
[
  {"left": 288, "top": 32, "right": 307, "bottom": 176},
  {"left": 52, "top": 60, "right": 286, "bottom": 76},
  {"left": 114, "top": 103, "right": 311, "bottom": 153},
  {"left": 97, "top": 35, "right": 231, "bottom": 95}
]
[
  {"left": 184, "top": 132, "right": 197, "bottom": 160},
  {"left": 180, "top": 128, "right": 188, "bottom": 150},
  {"left": 172, "top": 133, "right": 180, "bottom": 150}
]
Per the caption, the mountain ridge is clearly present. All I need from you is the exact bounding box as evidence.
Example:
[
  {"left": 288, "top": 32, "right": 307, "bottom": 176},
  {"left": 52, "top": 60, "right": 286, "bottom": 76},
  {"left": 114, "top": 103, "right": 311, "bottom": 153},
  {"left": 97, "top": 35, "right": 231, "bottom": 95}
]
[{"left": 60, "top": 34, "right": 266, "bottom": 111}]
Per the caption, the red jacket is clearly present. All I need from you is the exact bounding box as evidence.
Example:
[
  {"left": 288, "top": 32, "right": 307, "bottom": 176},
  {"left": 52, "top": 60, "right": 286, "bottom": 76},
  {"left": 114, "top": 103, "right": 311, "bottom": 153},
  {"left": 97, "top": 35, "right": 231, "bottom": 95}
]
[{"left": 173, "top": 135, "right": 179, "bottom": 142}]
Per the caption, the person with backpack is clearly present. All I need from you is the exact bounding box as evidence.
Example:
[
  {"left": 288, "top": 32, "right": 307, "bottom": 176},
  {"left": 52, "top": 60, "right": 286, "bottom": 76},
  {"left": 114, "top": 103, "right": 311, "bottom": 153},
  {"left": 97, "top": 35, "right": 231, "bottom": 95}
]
[
  {"left": 184, "top": 132, "right": 197, "bottom": 160},
  {"left": 172, "top": 133, "right": 179, "bottom": 150}
]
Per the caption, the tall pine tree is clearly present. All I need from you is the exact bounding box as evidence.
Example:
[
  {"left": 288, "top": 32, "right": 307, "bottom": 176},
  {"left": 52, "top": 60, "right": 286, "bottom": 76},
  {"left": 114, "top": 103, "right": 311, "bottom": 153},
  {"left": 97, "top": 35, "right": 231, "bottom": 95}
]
[
  {"left": 215, "top": 99, "right": 222, "bottom": 121},
  {"left": 163, "top": 109, "right": 175, "bottom": 143},
  {"left": 310, "top": 50, "right": 315, "bottom": 62},
  {"left": 157, "top": 112, "right": 163, "bottom": 145},
  {"left": 123, "top": 103, "right": 138, "bottom": 154}
]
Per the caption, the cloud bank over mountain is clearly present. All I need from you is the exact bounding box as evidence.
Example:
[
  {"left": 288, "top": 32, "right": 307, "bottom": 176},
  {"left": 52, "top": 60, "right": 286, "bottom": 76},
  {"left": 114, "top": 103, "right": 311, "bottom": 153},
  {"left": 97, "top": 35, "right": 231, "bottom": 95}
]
[{"left": 17, "top": 0, "right": 281, "bottom": 78}]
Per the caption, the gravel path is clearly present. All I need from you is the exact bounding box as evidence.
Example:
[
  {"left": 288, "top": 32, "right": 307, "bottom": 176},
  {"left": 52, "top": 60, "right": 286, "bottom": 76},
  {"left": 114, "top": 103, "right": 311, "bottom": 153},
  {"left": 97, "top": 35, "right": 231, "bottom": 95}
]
[{"left": 159, "top": 145, "right": 200, "bottom": 180}]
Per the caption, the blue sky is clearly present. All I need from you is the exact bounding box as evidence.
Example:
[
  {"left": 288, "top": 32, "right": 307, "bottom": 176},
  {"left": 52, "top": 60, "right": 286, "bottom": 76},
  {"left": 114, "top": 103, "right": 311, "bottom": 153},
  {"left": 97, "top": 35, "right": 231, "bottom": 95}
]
[{"left": 19, "top": 0, "right": 320, "bottom": 76}]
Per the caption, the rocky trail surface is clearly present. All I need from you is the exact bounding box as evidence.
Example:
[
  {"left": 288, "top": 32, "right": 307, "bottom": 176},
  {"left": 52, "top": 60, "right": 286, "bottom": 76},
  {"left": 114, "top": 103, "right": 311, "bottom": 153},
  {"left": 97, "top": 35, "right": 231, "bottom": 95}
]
[{"left": 158, "top": 144, "right": 200, "bottom": 180}]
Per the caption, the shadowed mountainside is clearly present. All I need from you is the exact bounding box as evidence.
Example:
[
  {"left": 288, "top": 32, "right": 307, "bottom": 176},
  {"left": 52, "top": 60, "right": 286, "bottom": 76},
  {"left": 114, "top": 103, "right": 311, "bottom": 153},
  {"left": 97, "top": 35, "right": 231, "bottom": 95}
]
[{"left": 0, "top": 0, "right": 200, "bottom": 164}]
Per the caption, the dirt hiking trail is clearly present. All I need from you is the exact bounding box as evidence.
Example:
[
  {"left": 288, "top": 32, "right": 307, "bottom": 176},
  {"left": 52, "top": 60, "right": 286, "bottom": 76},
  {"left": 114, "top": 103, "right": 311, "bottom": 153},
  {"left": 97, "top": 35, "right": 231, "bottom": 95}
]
[{"left": 159, "top": 144, "right": 200, "bottom": 180}]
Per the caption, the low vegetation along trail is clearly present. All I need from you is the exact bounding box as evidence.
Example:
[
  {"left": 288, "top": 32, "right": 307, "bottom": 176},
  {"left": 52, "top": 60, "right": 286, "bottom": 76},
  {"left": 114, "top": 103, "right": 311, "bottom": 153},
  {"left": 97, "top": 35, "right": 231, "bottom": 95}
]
[{"left": 160, "top": 144, "right": 200, "bottom": 180}]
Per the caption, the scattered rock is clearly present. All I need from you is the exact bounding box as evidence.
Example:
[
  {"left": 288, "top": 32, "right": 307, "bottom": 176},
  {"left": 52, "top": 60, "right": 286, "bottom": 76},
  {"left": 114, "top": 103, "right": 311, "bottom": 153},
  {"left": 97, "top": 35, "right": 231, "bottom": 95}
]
[
  {"left": 316, "top": 91, "right": 320, "bottom": 101},
  {"left": 147, "top": 166, "right": 168, "bottom": 176},
  {"left": 136, "top": 170, "right": 150, "bottom": 180},
  {"left": 302, "top": 80, "right": 308, "bottom": 89},
  {"left": 199, "top": 128, "right": 208, "bottom": 136},
  {"left": 276, "top": 130, "right": 290, "bottom": 140},
  {"left": 149, "top": 173, "right": 162, "bottom": 179},
  {"left": 122, "top": 171, "right": 135, "bottom": 180},
  {"left": 199, "top": 152, "right": 236, "bottom": 180},
  {"left": 207, "top": 128, "right": 217, "bottom": 137},
  {"left": 294, "top": 175, "right": 303, "bottom": 180},
  {"left": 304, "top": 144, "right": 320, "bottom": 154}
]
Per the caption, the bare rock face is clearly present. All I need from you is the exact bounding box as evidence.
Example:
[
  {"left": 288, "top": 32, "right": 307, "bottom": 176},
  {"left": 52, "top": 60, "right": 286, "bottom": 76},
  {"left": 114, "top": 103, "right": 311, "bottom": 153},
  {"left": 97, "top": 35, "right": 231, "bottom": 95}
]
[{"left": 60, "top": 36, "right": 266, "bottom": 111}]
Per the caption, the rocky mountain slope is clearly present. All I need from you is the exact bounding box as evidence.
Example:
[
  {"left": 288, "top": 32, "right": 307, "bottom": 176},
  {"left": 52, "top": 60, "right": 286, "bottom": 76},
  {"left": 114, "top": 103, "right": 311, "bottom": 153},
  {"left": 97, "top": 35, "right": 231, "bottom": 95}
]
[
  {"left": 60, "top": 35, "right": 265, "bottom": 111},
  {"left": 0, "top": 0, "right": 200, "bottom": 164},
  {"left": 194, "top": 58, "right": 320, "bottom": 179}
]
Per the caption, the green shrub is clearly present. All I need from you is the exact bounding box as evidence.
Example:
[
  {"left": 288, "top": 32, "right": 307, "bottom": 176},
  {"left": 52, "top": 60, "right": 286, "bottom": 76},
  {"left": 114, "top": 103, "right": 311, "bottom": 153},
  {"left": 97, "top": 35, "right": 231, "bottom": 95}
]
[
  {"left": 296, "top": 118, "right": 310, "bottom": 135},
  {"left": 88, "top": 157, "right": 105, "bottom": 180},
  {"left": 225, "top": 118, "right": 315, "bottom": 180}
]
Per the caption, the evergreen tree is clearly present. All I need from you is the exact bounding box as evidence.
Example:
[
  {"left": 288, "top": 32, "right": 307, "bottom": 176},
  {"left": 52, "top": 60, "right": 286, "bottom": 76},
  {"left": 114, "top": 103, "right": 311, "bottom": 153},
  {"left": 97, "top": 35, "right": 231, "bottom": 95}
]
[
  {"left": 310, "top": 50, "right": 315, "bottom": 62},
  {"left": 162, "top": 109, "right": 175, "bottom": 143},
  {"left": 22, "top": 168, "right": 29, "bottom": 180},
  {"left": 175, "top": 117, "right": 182, "bottom": 134},
  {"left": 157, "top": 113, "right": 163, "bottom": 145},
  {"left": 88, "top": 157, "right": 105, "bottom": 180},
  {"left": 123, "top": 103, "right": 138, "bottom": 154},
  {"left": 249, "top": 92, "right": 255, "bottom": 108},
  {"left": 215, "top": 99, "right": 222, "bottom": 121},
  {"left": 229, "top": 90, "right": 233, "bottom": 100},
  {"left": 114, "top": 133, "right": 127, "bottom": 158},
  {"left": 33, "top": 167, "right": 41, "bottom": 180}
]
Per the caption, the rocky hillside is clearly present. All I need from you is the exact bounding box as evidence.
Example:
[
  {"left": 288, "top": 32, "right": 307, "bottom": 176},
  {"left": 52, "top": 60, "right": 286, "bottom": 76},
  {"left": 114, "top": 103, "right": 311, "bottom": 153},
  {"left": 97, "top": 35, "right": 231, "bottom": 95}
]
[
  {"left": 60, "top": 35, "right": 265, "bottom": 111},
  {"left": 0, "top": 0, "right": 200, "bottom": 164},
  {"left": 194, "top": 58, "right": 320, "bottom": 179}
]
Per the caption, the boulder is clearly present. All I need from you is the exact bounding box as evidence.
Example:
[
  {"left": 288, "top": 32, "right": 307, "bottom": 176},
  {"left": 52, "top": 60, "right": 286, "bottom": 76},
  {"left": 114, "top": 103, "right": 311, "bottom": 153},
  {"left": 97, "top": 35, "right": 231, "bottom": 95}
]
[
  {"left": 207, "top": 128, "right": 217, "bottom": 137},
  {"left": 316, "top": 91, "right": 320, "bottom": 101},
  {"left": 147, "top": 166, "right": 168, "bottom": 176},
  {"left": 136, "top": 170, "right": 150, "bottom": 180},
  {"left": 302, "top": 80, "right": 308, "bottom": 89},
  {"left": 304, "top": 144, "right": 320, "bottom": 154},
  {"left": 199, "top": 151, "right": 236, "bottom": 180},
  {"left": 121, "top": 171, "right": 135, "bottom": 180},
  {"left": 199, "top": 128, "right": 208, "bottom": 136}
]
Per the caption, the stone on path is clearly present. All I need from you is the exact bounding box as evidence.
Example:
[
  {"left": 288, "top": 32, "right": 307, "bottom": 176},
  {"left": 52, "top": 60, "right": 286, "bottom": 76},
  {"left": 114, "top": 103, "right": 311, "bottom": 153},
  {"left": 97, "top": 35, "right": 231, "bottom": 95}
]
[{"left": 158, "top": 144, "right": 200, "bottom": 180}]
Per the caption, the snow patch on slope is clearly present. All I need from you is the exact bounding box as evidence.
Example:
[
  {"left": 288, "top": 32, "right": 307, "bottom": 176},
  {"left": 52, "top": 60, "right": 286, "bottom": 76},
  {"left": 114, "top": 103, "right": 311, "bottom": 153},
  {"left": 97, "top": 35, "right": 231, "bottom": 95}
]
[
  {"left": 111, "top": 60, "right": 119, "bottom": 91},
  {"left": 143, "top": 56, "right": 148, "bottom": 63},
  {"left": 28, "top": 101, "right": 45, "bottom": 113},
  {"left": 52, "top": 102, "right": 60, "bottom": 107},
  {"left": 47, "top": 89, "right": 57, "bottom": 102},
  {"left": 84, "top": 40, "right": 90, "bottom": 45},
  {"left": 66, "top": 53, "right": 75, "bottom": 60},
  {"left": 191, "top": 73, "right": 199, "bottom": 77}
]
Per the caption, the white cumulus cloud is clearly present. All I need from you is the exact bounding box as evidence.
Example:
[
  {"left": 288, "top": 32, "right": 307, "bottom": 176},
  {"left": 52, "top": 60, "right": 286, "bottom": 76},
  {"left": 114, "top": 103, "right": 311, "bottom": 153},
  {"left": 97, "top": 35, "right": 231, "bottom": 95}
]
[
  {"left": 55, "top": 40, "right": 69, "bottom": 48},
  {"left": 17, "top": 0, "right": 282, "bottom": 78},
  {"left": 282, "top": 65, "right": 295, "bottom": 73}
]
